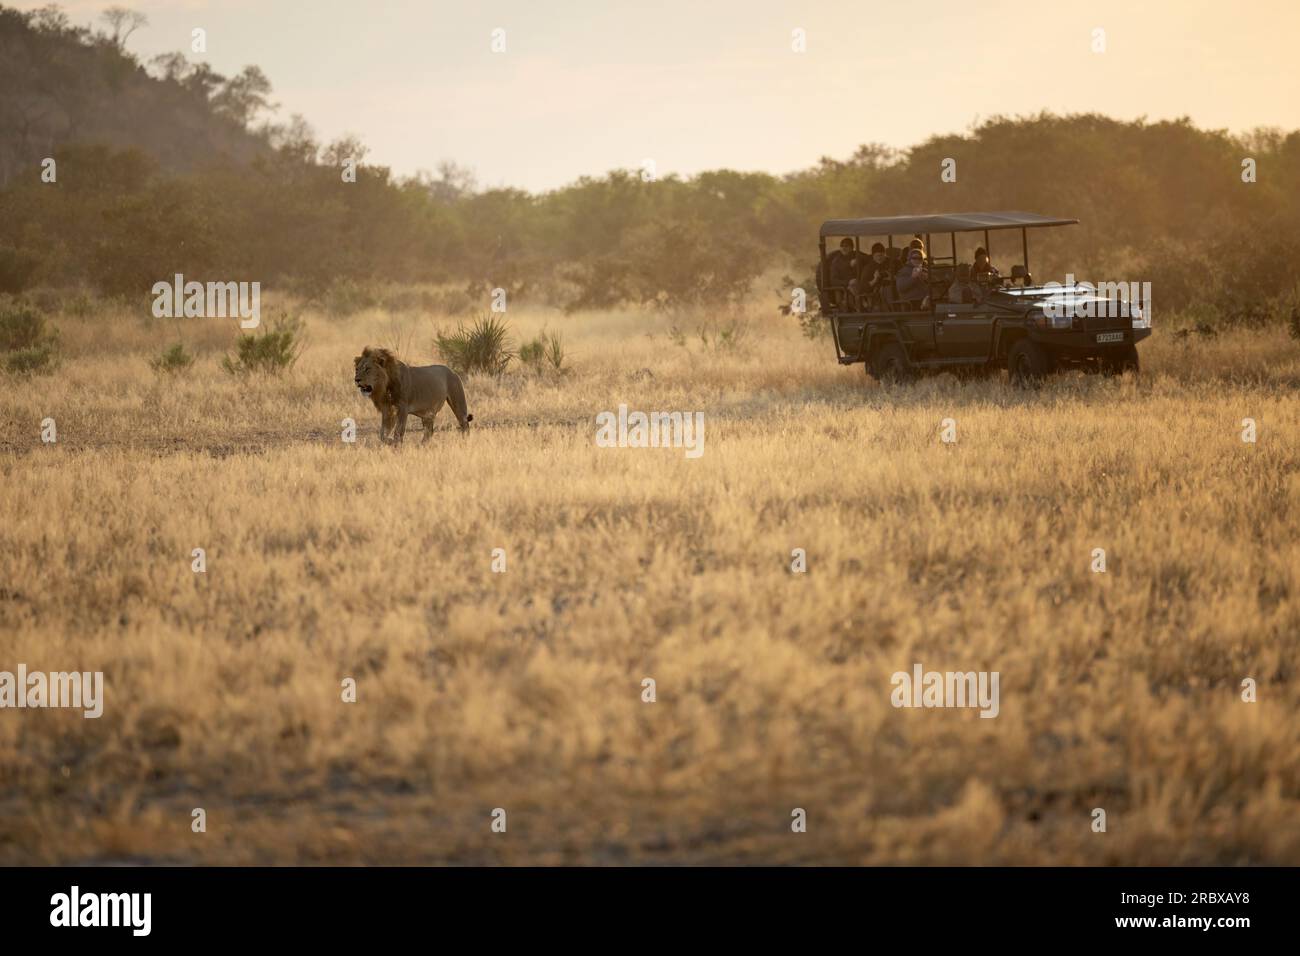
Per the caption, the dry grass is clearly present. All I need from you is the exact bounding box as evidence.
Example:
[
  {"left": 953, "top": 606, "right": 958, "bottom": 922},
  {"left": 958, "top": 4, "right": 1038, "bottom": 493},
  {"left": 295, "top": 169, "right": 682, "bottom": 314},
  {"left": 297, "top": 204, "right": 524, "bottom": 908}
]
[{"left": 1, "top": 298, "right": 1298, "bottom": 865}]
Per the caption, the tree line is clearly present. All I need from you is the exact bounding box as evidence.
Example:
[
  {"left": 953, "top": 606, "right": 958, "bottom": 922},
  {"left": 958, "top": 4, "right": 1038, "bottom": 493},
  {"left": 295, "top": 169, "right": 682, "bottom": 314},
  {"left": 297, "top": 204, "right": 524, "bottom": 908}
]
[{"left": 1, "top": 4, "right": 1297, "bottom": 322}]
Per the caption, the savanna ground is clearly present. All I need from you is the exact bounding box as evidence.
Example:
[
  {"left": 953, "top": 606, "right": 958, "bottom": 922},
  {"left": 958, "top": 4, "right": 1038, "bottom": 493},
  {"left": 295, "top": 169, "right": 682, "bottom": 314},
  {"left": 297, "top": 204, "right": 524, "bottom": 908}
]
[{"left": 1, "top": 294, "right": 1298, "bottom": 865}]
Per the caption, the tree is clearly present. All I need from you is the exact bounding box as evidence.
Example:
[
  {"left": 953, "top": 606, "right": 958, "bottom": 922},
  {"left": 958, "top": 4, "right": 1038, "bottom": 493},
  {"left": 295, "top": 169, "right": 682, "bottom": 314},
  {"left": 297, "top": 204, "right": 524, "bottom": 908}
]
[
  {"left": 321, "top": 134, "right": 369, "bottom": 168},
  {"left": 425, "top": 160, "right": 477, "bottom": 205},
  {"left": 266, "top": 114, "right": 319, "bottom": 165},
  {"left": 100, "top": 6, "right": 147, "bottom": 50},
  {"left": 149, "top": 52, "right": 191, "bottom": 84},
  {"left": 30, "top": 5, "right": 72, "bottom": 35},
  {"left": 211, "top": 65, "right": 275, "bottom": 128}
]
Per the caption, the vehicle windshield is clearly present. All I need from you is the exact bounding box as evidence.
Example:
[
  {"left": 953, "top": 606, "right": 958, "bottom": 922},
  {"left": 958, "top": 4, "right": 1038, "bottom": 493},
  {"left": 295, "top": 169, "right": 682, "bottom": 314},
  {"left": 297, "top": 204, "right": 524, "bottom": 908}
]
[
  {"left": 992, "top": 284, "right": 1084, "bottom": 297},
  {"left": 993, "top": 284, "right": 1096, "bottom": 303}
]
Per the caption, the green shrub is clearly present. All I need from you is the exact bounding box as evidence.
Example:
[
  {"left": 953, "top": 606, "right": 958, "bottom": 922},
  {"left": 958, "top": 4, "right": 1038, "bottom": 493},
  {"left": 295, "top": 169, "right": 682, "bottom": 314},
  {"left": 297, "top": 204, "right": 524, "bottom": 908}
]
[
  {"left": 4, "top": 343, "right": 58, "bottom": 375},
  {"left": 518, "top": 330, "right": 567, "bottom": 373},
  {"left": 434, "top": 313, "right": 513, "bottom": 376},
  {"left": 696, "top": 313, "right": 752, "bottom": 352},
  {"left": 778, "top": 271, "right": 826, "bottom": 339},
  {"left": 0, "top": 303, "right": 59, "bottom": 374},
  {"left": 221, "top": 313, "right": 305, "bottom": 375},
  {"left": 151, "top": 341, "right": 196, "bottom": 373},
  {"left": 0, "top": 304, "right": 49, "bottom": 350}
]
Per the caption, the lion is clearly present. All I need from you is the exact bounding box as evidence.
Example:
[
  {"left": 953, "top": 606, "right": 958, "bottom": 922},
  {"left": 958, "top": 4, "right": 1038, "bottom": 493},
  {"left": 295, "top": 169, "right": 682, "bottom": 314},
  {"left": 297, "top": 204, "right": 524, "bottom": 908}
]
[{"left": 353, "top": 346, "right": 473, "bottom": 443}]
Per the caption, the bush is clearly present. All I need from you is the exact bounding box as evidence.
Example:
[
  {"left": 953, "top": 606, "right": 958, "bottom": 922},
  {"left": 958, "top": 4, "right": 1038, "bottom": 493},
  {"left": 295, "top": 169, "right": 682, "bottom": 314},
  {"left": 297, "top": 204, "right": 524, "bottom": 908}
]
[
  {"left": 518, "top": 330, "right": 567, "bottom": 374},
  {"left": 315, "top": 278, "right": 379, "bottom": 316},
  {"left": 561, "top": 219, "right": 760, "bottom": 313},
  {"left": 377, "top": 286, "right": 442, "bottom": 315},
  {"left": 4, "top": 343, "right": 58, "bottom": 375},
  {"left": 434, "top": 313, "right": 513, "bottom": 375},
  {"left": 696, "top": 312, "right": 753, "bottom": 352},
  {"left": 221, "top": 313, "right": 305, "bottom": 375},
  {"left": 778, "top": 271, "right": 826, "bottom": 339},
  {"left": 0, "top": 303, "right": 50, "bottom": 350},
  {"left": 151, "top": 342, "right": 196, "bottom": 373},
  {"left": 1145, "top": 221, "right": 1300, "bottom": 330},
  {"left": 0, "top": 303, "right": 59, "bottom": 374}
]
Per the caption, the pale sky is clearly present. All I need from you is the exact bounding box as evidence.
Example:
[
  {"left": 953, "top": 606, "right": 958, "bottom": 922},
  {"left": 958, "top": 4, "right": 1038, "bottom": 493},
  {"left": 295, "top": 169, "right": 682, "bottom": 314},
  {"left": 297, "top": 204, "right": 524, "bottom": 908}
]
[{"left": 21, "top": 0, "right": 1300, "bottom": 191}]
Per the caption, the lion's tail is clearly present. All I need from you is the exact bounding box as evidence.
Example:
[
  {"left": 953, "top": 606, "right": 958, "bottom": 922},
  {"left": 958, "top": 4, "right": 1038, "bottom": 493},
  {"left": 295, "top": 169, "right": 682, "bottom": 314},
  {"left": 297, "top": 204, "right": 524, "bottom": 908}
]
[{"left": 447, "top": 370, "right": 473, "bottom": 431}]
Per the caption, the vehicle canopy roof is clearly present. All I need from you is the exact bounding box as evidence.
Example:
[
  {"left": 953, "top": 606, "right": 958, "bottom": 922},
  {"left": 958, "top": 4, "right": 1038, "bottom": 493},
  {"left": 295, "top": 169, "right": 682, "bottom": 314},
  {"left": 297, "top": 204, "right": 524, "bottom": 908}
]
[{"left": 819, "top": 211, "right": 1077, "bottom": 238}]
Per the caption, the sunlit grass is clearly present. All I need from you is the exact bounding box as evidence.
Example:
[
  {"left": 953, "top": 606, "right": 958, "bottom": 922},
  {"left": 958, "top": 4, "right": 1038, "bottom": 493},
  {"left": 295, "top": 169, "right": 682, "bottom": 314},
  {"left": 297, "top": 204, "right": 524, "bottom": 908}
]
[{"left": 1, "top": 302, "right": 1297, "bottom": 864}]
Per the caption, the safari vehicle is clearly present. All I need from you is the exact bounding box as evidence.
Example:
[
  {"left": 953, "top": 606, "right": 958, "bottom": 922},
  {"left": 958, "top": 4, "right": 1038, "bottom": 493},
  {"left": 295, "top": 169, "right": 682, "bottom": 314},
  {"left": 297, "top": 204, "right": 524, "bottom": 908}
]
[{"left": 815, "top": 212, "right": 1152, "bottom": 385}]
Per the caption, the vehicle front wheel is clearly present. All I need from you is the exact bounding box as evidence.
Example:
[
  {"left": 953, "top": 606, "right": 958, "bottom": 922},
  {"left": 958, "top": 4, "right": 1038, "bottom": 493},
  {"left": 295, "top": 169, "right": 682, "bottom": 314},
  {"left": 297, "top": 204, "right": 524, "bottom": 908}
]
[
  {"left": 868, "top": 342, "right": 916, "bottom": 385},
  {"left": 1007, "top": 339, "right": 1053, "bottom": 388},
  {"left": 1100, "top": 344, "right": 1140, "bottom": 377}
]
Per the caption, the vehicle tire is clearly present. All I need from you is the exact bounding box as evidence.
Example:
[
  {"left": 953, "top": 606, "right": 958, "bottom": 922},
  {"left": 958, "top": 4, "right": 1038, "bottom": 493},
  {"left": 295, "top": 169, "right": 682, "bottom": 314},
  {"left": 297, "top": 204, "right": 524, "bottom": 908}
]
[
  {"left": 868, "top": 341, "right": 916, "bottom": 385},
  {"left": 1007, "top": 339, "right": 1052, "bottom": 388},
  {"left": 1100, "top": 344, "right": 1139, "bottom": 377}
]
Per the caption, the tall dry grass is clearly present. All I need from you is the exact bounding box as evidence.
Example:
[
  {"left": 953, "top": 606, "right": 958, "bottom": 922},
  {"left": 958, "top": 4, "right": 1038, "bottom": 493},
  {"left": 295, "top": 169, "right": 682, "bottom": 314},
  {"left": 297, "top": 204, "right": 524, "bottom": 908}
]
[{"left": 1, "top": 298, "right": 1298, "bottom": 864}]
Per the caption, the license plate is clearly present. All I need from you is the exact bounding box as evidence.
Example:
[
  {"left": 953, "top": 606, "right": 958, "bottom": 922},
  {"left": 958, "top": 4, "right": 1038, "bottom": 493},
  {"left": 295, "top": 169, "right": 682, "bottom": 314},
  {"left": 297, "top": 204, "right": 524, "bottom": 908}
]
[{"left": 1096, "top": 332, "right": 1124, "bottom": 343}]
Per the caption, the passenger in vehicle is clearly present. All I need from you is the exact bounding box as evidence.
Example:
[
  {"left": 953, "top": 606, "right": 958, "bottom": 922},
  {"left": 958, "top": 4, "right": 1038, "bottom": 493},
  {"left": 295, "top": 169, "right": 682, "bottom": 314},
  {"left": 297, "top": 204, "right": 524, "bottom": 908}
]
[
  {"left": 828, "top": 238, "right": 861, "bottom": 285},
  {"left": 895, "top": 247, "right": 930, "bottom": 308},
  {"left": 817, "top": 238, "right": 859, "bottom": 309},
  {"left": 907, "top": 237, "right": 927, "bottom": 263},
  {"left": 945, "top": 262, "right": 979, "bottom": 304},
  {"left": 876, "top": 247, "right": 905, "bottom": 306},
  {"left": 857, "top": 242, "right": 893, "bottom": 309},
  {"left": 826, "top": 237, "right": 866, "bottom": 308},
  {"left": 972, "top": 246, "right": 999, "bottom": 284}
]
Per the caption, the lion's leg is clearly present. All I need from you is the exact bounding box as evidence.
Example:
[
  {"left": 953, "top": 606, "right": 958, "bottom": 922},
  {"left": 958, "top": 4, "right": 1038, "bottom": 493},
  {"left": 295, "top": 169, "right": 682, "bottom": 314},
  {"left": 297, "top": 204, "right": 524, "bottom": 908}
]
[
  {"left": 419, "top": 410, "right": 439, "bottom": 442},
  {"left": 379, "top": 407, "right": 395, "bottom": 443},
  {"left": 393, "top": 409, "right": 409, "bottom": 443}
]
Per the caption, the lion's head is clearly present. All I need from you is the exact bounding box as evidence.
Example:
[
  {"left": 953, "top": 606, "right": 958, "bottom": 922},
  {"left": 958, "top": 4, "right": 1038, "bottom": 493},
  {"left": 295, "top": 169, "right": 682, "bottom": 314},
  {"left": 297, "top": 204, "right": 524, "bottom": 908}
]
[{"left": 353, "top": 347, "right": 402, "bottom": 404}]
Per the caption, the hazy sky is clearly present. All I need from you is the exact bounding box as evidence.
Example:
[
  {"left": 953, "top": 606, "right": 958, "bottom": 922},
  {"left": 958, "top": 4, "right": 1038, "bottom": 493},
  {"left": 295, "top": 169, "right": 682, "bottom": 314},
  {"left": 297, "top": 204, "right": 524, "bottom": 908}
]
[{"left": 23, "top": 0, "right": 1300, "bottom": 191}]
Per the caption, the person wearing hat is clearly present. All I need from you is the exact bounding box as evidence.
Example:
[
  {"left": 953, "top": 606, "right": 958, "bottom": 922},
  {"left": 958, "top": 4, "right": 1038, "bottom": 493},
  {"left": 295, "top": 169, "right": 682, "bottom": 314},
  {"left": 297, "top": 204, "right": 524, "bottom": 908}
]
[
  {"left": 825, "top": 237, "right": 865, "bottom": 309},
  {"left": 857, "top": 242, "right": 893, "bottom": 309},
  {"left": 972, "top": 246, "right": 1000, "bottom": 284},
  {"left": 896, "top": 245, "right": 931, "bottom": 308},
  {"left": 827, "top": 238, "right": 861, "bottom": 284}
]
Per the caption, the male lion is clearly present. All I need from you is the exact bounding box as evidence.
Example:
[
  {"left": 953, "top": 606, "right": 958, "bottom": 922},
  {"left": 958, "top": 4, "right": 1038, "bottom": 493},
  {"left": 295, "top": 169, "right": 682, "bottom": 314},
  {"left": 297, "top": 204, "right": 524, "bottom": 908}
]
[{"left": 353, "top": 346, "right": 473, "bottom": 443}]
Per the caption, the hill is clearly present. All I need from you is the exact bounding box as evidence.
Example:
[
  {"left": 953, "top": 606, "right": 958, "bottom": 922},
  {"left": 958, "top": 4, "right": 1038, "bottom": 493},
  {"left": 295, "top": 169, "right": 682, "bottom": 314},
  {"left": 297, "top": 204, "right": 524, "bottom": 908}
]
[{"left": 0, "top": 3, "right": 271, "bottom": 187}]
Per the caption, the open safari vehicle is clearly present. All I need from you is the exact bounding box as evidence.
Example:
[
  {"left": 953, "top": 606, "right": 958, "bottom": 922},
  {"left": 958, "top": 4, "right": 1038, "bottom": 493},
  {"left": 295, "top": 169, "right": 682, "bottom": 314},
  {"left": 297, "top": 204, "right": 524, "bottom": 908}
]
[{"left": 815, "top": 211, "right": 1152, "bottom": 385}]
